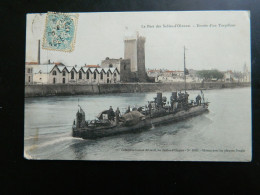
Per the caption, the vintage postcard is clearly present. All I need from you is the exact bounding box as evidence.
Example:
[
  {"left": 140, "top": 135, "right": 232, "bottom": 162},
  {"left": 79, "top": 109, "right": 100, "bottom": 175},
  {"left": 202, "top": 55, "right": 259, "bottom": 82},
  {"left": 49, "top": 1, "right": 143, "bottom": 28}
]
[{"left": 24, "top": 11, "right": 251, "bottom": 161}]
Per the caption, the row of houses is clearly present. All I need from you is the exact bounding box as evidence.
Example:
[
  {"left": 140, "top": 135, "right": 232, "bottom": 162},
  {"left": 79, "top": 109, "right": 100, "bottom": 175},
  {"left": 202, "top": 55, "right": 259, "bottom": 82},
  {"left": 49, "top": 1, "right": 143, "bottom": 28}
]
[
  {"left": 25, "top": 63, "right": 120, "bottom": 85},
  {"left": 147, "top": 68, "right": 251, "bottom": 83},
  {"left": 147, "top": 69, "right": 202, "bottom": 83}
]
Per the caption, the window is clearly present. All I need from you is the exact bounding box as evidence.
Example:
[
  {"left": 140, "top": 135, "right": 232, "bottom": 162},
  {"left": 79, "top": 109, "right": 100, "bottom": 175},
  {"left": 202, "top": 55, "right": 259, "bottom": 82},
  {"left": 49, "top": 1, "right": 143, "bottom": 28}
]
[
  {"left": 62, "top": 71, "right": 66, "bottom": 76},
  {"left": 107, "top": 78, "right": 109, "bottom": 83},
  {"left": 101, "top": 72, "right": 103, "bottom": 80},
  {"left": 124, "top": 64, "right": 127, "bottom": 70},
  {"left": 71, "top": 71, "right": 74, "bottom": 79},
  {"left": 87, "top": 72, "right": 89, "bottom": 79},
  {"left": 27, "top": 68, "right": 31, "bottom": 73},
  {"left": 107, "top": 72, "right": 109, "bottom": 77},
  {"left": 94, "top": 72, "right": 96, "bottom": 79},
  {"left": 53, "top": 78, "right": 56, "bottom": 84},
  {"left": 109, "top": 64, "right": 113, "bottom": 68},
  {"left": 28, "top": 76, "right": 31, "bottom": 82},
  {"left": 63, "top": 78, "right": 65, "bottom": 83},
  {"left": 114, "top": 73, "right": 117, "bottom": 77},
  {"left": 79, "top": 71, "right": 82, "bottom": 79},
  {"left": 53, "top": 70, "right": 57, "bottom": 75}
]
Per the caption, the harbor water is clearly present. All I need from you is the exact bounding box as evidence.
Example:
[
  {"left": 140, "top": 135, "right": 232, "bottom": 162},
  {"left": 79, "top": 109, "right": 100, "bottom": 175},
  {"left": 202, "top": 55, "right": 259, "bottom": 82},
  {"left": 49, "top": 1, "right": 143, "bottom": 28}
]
[{"left": 24, "top": 87, "right": 252, "bottom": 161}]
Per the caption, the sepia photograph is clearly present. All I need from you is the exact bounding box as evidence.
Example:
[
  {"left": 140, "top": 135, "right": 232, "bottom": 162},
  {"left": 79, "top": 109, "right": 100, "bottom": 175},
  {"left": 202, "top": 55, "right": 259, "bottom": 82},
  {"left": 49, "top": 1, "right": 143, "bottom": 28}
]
[{"left": 24, "top": 11, "right": 251, "bottom": 161}]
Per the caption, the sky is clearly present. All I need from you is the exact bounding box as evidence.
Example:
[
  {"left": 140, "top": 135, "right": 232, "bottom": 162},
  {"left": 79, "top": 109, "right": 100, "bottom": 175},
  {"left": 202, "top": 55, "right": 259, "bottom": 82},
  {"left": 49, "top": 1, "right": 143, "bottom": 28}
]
[{"left": 26, "top": 11, "right": 251, "bottom": 72}]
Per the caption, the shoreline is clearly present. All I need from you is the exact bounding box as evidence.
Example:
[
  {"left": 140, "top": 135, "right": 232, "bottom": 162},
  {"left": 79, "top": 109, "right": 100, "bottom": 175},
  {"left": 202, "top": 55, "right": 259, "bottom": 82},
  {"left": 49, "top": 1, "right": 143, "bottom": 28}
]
[{"left": 24, "top": 82, "right": 251, "bottom": 98}]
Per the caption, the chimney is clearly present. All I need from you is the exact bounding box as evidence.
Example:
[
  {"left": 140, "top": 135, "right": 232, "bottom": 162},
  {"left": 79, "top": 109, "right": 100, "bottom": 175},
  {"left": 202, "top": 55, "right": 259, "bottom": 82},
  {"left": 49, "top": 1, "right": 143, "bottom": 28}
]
[{"left": 38, "top": 40, "right": 41, "bottom": 64}]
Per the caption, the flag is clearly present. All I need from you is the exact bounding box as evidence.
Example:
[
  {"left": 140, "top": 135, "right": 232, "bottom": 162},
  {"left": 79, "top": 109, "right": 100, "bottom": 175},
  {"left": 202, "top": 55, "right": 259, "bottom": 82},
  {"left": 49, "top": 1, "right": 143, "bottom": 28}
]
[{"left": 184, "top": 68, "right": 189, "bottom": 75}]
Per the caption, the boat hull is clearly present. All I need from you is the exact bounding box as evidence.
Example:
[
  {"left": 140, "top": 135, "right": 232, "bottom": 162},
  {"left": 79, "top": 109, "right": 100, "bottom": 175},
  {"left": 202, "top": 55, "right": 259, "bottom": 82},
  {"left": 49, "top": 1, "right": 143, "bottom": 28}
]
[{"left": 72, "top": 105, "right": 208, "bottom": 139}]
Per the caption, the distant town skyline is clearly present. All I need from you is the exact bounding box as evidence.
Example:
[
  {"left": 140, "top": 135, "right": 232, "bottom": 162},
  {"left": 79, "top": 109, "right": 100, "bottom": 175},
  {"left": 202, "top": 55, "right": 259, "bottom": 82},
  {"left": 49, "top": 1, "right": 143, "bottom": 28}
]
[{"left": 26, "top": 11, "right": 251, "bottom": 72}]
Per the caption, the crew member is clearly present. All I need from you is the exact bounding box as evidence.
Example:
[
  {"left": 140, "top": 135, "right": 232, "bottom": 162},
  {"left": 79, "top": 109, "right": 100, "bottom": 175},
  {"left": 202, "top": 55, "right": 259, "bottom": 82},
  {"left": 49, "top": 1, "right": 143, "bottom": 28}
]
[
  {"left": 148, "top": 101, "right": 152, "bottom": 117},
  {"left": 108, "top": 106, "right": 115, "bottom": 121},
  {"left": 184, "top": 92, "right": 189, "bottom": 104},
  {"left": 196, "top": 94, "right": 201, "bottom": 105},
  {"left": 125, "top": 106, "right": 130, "bottom": 114},
  {"left": 115, "top": 107, "right": 120, "bottom": 125}
]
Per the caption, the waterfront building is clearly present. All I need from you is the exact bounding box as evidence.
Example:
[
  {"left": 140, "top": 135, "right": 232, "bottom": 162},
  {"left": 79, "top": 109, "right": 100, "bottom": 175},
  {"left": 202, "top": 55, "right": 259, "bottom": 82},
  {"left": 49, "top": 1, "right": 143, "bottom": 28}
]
[
  {"left": 25, "top": 63, "right": 120, "bottom": 85},
  {"left": 147, "top": 69, "right": 161, "bottom": 78},
  {"left": 101, "top": 58, "right": 131, "bottom": 82},
  {"left": 242, "top": 64, "right": 251, "bottom": 82},
  {"left": 151, "top": 69, "right": 201, "bottom": 83},
  {"left": 49, "top": 64, "right": 69, "bottom": 84},
  {"left": 25, "top": 62, "right": 38, "bottom": 84},
  {"left": 163, "top": 70, "right": 184, "bottom": 77},
  {"left": 223, "top": 70, "right": 234, "bottom": 82},
  {"left": 155, "top": 75, "right": 196, "bottom": 83},
  {"left": 101, "top": 58, "right": 122, "bottom": 69},
  {"left": 25, "top": 64, "right": 56, "bottom": 84}
]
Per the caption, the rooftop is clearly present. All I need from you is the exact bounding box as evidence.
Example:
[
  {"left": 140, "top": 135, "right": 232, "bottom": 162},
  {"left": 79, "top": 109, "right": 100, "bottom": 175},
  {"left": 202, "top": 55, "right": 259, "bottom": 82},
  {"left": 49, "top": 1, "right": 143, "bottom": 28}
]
[
  {"left": 85, "top": 65, "right": 101, "bottom": 68},
  {"left": 26, "top": 62, "right": 39, "bottom": 65}
]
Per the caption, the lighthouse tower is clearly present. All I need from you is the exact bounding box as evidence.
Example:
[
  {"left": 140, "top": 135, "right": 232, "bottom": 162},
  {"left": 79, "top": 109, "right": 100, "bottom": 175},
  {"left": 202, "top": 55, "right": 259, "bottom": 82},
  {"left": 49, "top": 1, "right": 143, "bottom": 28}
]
[{"left": 124, "top": 32, "right": 147, "bottom": 82}]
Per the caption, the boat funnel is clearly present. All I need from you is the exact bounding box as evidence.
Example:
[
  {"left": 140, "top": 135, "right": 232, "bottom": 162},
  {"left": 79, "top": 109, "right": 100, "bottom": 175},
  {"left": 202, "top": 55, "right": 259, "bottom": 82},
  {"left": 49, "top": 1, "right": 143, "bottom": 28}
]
[
  {"left": 156, "top": 92, "right": 163, "bottom": 107},
  {"left": 171, "top": 92, "right": 177, "bottom": 101}
]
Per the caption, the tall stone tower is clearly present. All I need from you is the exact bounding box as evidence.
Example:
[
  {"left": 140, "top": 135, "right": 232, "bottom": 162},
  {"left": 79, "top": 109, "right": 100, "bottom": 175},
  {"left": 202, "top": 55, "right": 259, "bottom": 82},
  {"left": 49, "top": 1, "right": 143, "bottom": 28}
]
[{"left": 124, "top": 32, "right": 146, "bottom": 82}]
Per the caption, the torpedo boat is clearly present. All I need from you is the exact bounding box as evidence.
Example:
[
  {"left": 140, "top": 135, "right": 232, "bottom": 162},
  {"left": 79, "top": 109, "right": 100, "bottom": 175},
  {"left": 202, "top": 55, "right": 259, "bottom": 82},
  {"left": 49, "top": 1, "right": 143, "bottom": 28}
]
[{"left": 72, "top": 91, "right": 209, "bottom": 139}]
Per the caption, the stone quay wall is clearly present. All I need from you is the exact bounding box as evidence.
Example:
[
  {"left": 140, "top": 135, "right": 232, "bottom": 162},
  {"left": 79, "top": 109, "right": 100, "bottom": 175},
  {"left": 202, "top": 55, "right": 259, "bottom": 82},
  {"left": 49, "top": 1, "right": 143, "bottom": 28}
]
[{"left": 24, "top": 82, "right": 251, "bottom": 98}]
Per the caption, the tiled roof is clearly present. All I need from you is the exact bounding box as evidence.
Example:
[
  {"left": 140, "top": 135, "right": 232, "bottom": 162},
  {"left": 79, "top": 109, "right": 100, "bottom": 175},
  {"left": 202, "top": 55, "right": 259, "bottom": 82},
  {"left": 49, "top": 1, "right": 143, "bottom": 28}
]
[
  {"left": 165, "top": 70, "right": 183, "bottom": 73},
  {"left": 85, "top": 65, "right": 101, "bottom": 68},
  {"left": 54, "top": 62, "right": 64, "bottom": 65},
  {"left": 148, "top": 70, "right": 160, "bottom": 72},
  {"left": 26, "top": 62, "right": 39, "bottom": 65}
]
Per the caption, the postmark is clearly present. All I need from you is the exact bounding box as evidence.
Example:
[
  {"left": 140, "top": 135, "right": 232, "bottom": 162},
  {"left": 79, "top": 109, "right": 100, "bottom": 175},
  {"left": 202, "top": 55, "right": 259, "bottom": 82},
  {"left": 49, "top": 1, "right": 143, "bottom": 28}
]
[{"left": 42, "top": 12, "right": 78, "bottom": 52}]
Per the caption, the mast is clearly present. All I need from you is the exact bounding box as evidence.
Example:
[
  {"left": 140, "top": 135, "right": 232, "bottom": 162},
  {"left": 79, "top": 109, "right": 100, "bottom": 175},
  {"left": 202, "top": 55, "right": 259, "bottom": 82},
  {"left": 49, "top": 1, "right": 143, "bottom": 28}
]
[
  {"left": 184, "top": 46, "right": 186, "bottom": 93},
  {"left": 38, "top": 40, "right": 41, "bottom": 64}
]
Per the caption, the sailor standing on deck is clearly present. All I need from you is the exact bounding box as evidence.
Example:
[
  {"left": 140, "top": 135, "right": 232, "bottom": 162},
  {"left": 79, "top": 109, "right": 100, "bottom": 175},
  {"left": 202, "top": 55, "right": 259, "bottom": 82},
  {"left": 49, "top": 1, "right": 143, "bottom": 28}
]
[
  {"left": 125, "top": 106, "right": 130, "bottom": 114},
  {"left": 115, "top": 107, "right": 120, "bottom": 125},
  {"left": 185, "top": 92, "right": 189, "bottom": 104},
  {"left": 196, "top": 94, "right": 201, "bottom": 105},
  {"left": 108, "top": 106, "right": 115, "bottom": 121},
  {"left": 148, "top": 101, "right": 152, "bottom": 117}
]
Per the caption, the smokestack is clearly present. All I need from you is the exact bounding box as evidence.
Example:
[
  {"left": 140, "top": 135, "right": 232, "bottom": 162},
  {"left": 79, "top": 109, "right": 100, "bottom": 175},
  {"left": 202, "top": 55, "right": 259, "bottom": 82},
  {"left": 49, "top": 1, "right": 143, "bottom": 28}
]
[{"left": 38, "top": 40, "right": 40, "bottom": 64}]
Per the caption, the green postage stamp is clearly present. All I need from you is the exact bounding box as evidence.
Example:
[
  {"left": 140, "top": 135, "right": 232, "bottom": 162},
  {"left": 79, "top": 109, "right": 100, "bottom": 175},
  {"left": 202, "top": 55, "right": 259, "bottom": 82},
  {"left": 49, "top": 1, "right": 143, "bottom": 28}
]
[{"left": 42, "top": 12, "right": 78, "bottom": 52}]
